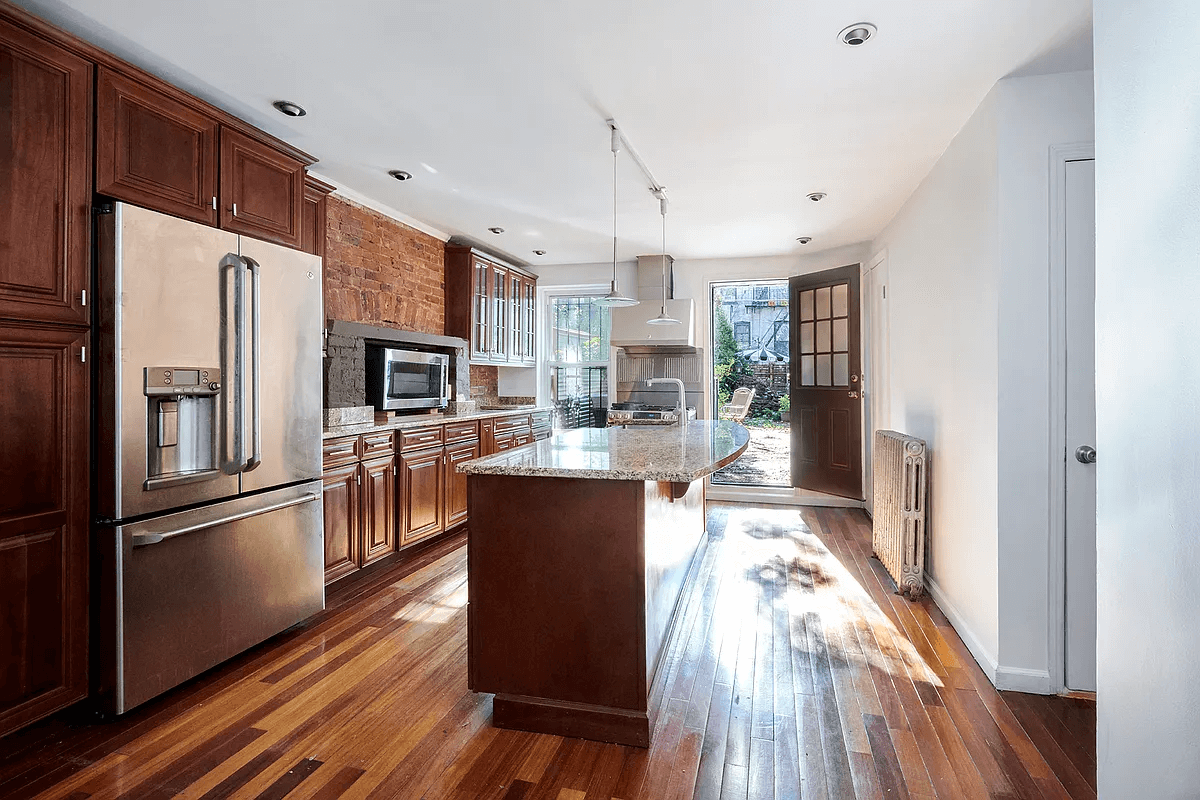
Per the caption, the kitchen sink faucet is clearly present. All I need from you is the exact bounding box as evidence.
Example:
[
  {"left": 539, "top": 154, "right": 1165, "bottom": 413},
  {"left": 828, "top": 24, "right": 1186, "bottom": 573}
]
[{"left": 647, "top": 377, "right": 688, "bottom": 425}]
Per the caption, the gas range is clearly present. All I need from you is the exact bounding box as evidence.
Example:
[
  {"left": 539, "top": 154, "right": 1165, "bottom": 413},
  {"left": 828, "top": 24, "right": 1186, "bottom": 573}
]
[{"left": 607, "top": 402, "right": 699, "bottom": 426}]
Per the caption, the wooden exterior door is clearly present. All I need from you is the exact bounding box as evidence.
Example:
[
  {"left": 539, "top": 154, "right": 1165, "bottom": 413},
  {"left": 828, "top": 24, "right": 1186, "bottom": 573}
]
[
  {"left": 219, "top": 127, "right": 304, "bottom": 249},
  {"left": 400, "top": 447, "right": 445, "bottom": 546},
  {"left": 0, "top": 323, "right": 89, "bottom": 736},
  {"left": 789, "top": 265, "right": 863, "bottom": 499},
  {"left": 360, "top": 454, "right": 396, "bottom": 565},
  {"left": 95, "top": 67, "right": 219, "bottom": 226},
  {"left": 322, "top": 461, "right": 360, "bottom": 584},
  {"left": 0, "top": 19, "right": 91, "bottom": 327}
]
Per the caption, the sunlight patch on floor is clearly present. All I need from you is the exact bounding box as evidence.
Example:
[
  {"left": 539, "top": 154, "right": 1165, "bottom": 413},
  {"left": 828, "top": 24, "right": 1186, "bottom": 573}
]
[{"left": 721, "top": 506, "right": 943, "bottom": 689}]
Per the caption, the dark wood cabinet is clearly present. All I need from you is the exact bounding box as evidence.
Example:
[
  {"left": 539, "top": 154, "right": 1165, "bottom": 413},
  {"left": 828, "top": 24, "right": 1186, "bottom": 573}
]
[
  {"left": 0, "top": 322, "right": 89, "bottom": 737},
  {"left": 220, "top": 127, "right": 305, "bottom": 250},
  {"left": 361, "top": 454, "right": 396, "bottom": 565},
  {"left": 321, "top": 460, "right": 360, "bottom": 585},
  {"left": 445, "top": 246, "right": 537, "bottom": 366},
  {"left": 400, "top": 446, "right": 445, "bottom": 546},
  {"left": 0, "top": 16, "right": 91, "bottom": 327},
  {"left": 301, "top": 176, "right": 335, "bottom": 257},
  {"left": 322, "top": 432, "right": 396, "bottom": 585},
  {"left": 444, "top": 440, "right": 479, "bottom": 529},
  {"left": 95, "top": 66, "right": 218, "bottom": 226}
]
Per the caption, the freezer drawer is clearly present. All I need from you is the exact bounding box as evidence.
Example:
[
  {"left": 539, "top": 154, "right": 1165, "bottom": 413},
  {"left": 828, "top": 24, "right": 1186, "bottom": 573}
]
[{"left": 94, "top": 481, "right": 324, "bottom": 714}]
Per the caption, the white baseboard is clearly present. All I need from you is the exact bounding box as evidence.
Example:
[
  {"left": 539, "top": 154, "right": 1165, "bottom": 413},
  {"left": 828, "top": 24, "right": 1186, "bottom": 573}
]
[
  {"left": 706, "top": 483, "right": 864, "bottom": 508},
  {"left": 925, "top": 577, "right": 1053, "bottom": 694},
  {"left": 994, "top": 665, "right": 1052, "bottom": 694},
  {"left": 925, "top": 576, "right": 999, "bottom": 684}
]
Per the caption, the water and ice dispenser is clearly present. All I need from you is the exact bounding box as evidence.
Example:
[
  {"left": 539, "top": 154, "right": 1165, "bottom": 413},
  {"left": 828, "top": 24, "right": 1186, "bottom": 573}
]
[{"left": 144, "top": 366, "right": 222, "bottom": 487}]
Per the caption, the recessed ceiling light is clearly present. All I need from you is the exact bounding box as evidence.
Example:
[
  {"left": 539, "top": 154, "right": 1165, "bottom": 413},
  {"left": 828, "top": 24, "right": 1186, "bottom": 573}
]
[
  {"left": 488, "top": 227, "right": 505, "bottom": 235},
  {"left": 797, "top": 237, "right": 812, "bottom": 245},
  {"left": 272, "top": 100, "right": 306, "bottom": 117},
  {"left": 839, "top": 22, "right": 876, "bottom": 47},
  {"left": 533, "top": 250, "right": 547, "bottom": 256},
  {"left": 807, "top": 192, "right": 827, "bottom": 202},
  {"left": 388, "top": 170, "right": 412, "bottom": 181}
]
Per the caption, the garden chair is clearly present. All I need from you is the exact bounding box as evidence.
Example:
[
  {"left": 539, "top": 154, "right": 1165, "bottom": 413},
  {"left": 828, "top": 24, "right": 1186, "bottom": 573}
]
[{"left": 719, "top": 387, "right": 755, "bottom": 422}]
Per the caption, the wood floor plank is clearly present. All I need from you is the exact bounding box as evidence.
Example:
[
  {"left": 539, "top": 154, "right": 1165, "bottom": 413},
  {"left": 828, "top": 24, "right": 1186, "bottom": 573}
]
[{"left": 3, "top": 507, "right": 1094, "bottom": 800}]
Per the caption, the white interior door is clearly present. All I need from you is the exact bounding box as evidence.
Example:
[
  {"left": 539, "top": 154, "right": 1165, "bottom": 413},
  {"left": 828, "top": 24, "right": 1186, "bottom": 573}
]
[{"left": 1065, "top": 158, "right": 1097, "bottom": 692}]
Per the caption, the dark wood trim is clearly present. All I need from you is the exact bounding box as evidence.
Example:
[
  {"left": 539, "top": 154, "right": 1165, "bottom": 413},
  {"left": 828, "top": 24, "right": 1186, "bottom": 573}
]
[
  {"left": 492, "top": 694, "right": 650, "bottom": 748},
  {"left": 0, "top": 1, "right": 315, "bottom": 166}
]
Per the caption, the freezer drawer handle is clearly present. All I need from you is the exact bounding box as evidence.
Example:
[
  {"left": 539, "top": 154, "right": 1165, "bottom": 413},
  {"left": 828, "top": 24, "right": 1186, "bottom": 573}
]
[{"left": 131, "top": 492, "right": 320, "bottom": 547}]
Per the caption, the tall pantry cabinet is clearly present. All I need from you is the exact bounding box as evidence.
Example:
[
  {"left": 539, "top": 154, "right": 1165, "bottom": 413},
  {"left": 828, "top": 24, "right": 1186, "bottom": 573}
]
[{"left": 0, "top": 11, "right": 93, "bottom": 737}]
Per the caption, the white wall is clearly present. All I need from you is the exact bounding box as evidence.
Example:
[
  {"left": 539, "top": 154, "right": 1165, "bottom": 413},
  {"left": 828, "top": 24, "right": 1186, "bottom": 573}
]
[
  {"left": 994, "top": 71, "right": 1094, "bottom": 684},
  {"left": 870, "top": 88, "right": 1003, "bottom": 673},
  {"left": 1094, "top": 1, "right": 1200, "bottom": 794},
  {"left": 868, "top": 70, "right": 1094, "bottom": 689}
]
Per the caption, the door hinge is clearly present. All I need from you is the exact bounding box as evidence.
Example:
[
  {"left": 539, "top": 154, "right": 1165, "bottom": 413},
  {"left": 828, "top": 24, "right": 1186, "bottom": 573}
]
[{"left": 79, "top": 346, "right": 86, "bottom": 363}]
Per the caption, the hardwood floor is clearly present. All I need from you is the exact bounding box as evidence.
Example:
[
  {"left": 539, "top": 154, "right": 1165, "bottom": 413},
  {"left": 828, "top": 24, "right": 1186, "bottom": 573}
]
[{"left": 0, "top": 505, "right": 1095, "bottom": 800}]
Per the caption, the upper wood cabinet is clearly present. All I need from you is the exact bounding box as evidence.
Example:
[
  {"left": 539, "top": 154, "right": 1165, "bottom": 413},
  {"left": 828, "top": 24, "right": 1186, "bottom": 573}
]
[
  {"left": 220, "top": 127, "right": 305, "bottom": 249},
  {"left": 0, "top": 322, "right": 90, "bottom": 737},
  {"left": 92, "top": 51, "right": 314, "bottom": 251},
  {"left": 301, "top": 176, "right": 336, "bottom": 257},
  {"left": 96, "top": 67, "right": 218, "bottom": 226},
  {"left": 445, "top": 246, "right": 537, "bottom": 366},
  {"left": 0, "top": 17, "right": 91, "bottom": 327}
]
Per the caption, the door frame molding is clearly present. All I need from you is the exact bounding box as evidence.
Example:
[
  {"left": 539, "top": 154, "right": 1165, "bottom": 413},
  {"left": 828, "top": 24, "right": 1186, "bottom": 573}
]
[
  {"left": 1047, "top": 141, "right": 1095, "bottom": 694},
  {"left": 861, "top": 250, "right": 889, "bottom": 516}
]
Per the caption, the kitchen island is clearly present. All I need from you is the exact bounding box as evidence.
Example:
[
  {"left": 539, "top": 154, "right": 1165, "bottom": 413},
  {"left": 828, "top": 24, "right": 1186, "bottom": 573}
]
[{"left": 459, "top": 420, "right": 750, "bottom": 746}]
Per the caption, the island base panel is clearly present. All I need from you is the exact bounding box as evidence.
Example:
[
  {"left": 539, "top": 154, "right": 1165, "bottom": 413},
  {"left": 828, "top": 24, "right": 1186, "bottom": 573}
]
[
  {"left": 468, "top": 474, "right": 707, "bottom": 747},
  {"left": 493, "top": 694, "right": 650, "bottom": 747}
]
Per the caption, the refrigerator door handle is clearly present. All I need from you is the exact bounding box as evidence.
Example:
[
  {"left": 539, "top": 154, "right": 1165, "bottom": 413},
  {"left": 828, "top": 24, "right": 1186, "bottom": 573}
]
[
  {"left": 220, "top": 253, "right": 247, "bottom": 475},
  {"left": 243, "top": 256, "right": 262, "bottom": 473},
  {"left": 130, "top": 491, "right": 319, "bottom": 547}
]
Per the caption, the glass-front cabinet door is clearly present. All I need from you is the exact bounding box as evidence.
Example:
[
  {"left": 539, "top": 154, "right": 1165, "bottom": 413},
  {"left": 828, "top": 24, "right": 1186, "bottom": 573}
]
[
  {"left": 491, "top": 265, "right": 508, "bottom": 361},
  {"left": 510, "top": 274, "right": 524, "bottom": 361},
  {"left": 471, "top": 257, "right": 490, "bottom": 360},
  {"left": 523, "top": 280, "right": 536, "bottom": 365}
]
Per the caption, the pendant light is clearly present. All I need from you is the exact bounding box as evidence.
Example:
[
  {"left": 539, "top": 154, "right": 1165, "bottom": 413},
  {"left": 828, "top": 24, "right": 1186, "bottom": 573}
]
[
  {"left": 646, "top": 192, "right": 681, "bottom": 325},
  {"left": 594, "top": 125, "right": 638, "bottom": 308}
]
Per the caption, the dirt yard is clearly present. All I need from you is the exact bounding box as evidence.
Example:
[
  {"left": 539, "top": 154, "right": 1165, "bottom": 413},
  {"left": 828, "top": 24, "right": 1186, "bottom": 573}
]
[{"left": 712, "top": 422, "right": 791, "bottom": 486}]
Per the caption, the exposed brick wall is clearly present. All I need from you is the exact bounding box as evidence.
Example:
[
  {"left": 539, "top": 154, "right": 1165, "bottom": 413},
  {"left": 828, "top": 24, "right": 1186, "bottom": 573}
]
[{"left": 324, "top": 196, "right": 445, "bottom": 335}]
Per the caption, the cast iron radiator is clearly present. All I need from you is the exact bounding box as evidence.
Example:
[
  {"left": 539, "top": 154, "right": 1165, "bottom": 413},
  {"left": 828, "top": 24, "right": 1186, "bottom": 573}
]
[{"left": 872, "top": 430, "right": 928, "bottom": 599}]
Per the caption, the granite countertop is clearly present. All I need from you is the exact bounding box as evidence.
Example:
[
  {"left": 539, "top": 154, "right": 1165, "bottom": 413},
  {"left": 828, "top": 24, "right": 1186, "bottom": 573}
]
[
  {"left": 457, "top": 420, "right": 751, "bottom": 482},
  {"left": 322, "top": 406, "right": 552, "bottom": 440}
]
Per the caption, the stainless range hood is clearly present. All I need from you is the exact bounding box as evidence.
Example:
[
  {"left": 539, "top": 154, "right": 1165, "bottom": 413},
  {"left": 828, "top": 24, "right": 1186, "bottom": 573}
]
[{"left": 610, "top": 254, "right": 695, "bottom": 347}]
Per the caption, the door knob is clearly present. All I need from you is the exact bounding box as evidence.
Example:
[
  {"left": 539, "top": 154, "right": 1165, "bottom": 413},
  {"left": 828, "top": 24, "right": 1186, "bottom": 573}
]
[{"left": 1075, "top": 445, "right": 1097, "bottom": 464}]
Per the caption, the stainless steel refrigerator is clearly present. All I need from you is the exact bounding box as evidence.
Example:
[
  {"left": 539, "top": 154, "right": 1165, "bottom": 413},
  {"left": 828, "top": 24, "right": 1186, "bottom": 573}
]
[{"left": 93, "top": 202, "right": 325, "bottom": 714}]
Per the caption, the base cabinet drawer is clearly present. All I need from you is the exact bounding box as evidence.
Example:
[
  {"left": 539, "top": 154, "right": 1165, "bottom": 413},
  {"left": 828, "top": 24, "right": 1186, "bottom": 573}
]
[{"left": 400, "top": 446, "right": 445, "bottom": 546}]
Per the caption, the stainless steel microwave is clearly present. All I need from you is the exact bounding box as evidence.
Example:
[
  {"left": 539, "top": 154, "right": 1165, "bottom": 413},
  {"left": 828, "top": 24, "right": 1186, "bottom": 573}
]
[{"left": 367, "top": 347, "right": 450, "bottom": 411}]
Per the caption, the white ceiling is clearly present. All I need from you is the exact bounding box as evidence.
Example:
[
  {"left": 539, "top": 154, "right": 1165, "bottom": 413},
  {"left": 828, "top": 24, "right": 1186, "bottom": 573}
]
[{"left": 18, "top": 0, "right": 1092, "bottom": 266}]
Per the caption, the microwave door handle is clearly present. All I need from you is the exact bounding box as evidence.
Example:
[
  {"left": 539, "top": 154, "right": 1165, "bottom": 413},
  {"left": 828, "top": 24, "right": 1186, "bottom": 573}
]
[
  {"left": 244, "top": 256, "right": 262, "bottom": 472},
  {"left": 219, "top": 253, "right": 245, "bottom": 474},
  {"left": 442, "top": 360, "right": 450, "bottom": 403}
]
